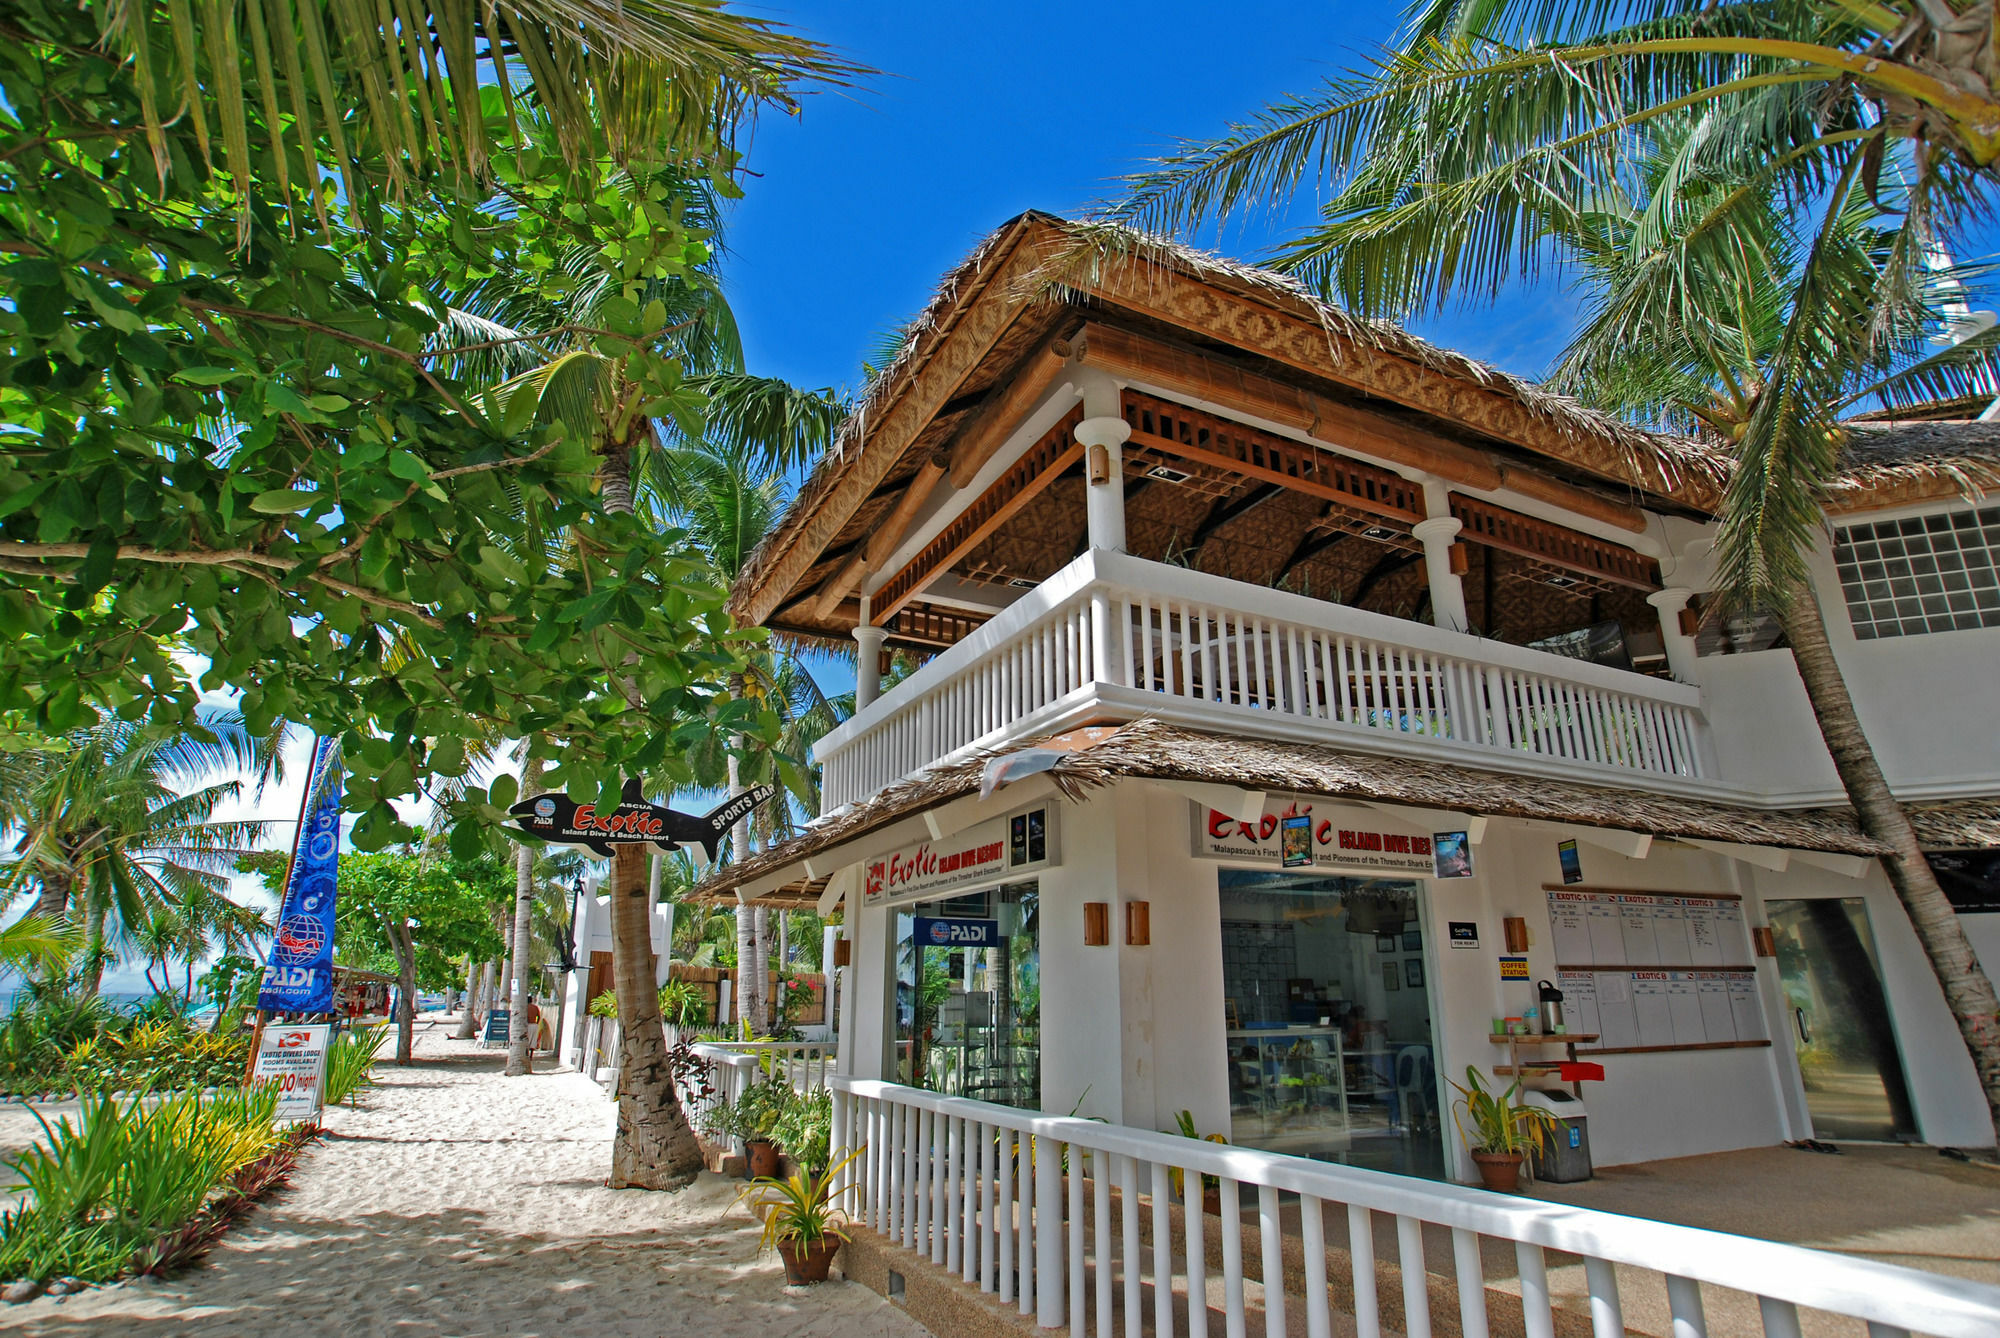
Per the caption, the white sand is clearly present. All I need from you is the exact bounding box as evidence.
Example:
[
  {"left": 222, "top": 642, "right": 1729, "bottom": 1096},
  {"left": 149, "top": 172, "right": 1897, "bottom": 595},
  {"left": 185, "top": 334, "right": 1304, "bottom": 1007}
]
[{"left": 0, "top": 1020, "right": 932, "bottom": 1337}]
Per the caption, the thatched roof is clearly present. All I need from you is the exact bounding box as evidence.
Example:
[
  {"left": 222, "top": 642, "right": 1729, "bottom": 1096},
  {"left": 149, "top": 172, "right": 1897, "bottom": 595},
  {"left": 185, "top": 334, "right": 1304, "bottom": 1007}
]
[
  {"left": 692, "top": 720, "right": 1888, "bottom": 907},
  {"left": 729, "top": 212, "right": 1739, "bottom": 634},
  {"left": 1827, "top": 420, "right": 2000, "bottom": 513},
  {"left": 1907, "top": 796, "right": 2000, "bottom": 850}
]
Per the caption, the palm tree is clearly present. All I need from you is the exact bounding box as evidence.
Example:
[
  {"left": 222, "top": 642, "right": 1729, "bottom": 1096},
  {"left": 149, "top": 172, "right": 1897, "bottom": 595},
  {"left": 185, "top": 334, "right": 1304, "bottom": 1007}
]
[
  {"left": 0, "top": 913, "right": 78, "bottom": 978},
  {"left": 92, "top": 0, "right": 858, "bottom": 240},
  {"left": 0, "top": 708, "right": 281, "bottom": 995},
  {"left": 1103, "top": 0, "right": 2000, "bottom": 1140}
]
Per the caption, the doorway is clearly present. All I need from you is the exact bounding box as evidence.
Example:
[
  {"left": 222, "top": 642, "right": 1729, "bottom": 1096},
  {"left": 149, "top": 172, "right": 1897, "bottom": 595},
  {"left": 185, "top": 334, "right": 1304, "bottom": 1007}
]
[
  {"left": 894, "top": 881, "right": 1040, "bottom": 1111},
  {"left": 1768, "top": 897, "right": 1918, "bottom": 1142},
  {"left": 1217, "top": 870, "right": 1445, "bottom": 1179}
]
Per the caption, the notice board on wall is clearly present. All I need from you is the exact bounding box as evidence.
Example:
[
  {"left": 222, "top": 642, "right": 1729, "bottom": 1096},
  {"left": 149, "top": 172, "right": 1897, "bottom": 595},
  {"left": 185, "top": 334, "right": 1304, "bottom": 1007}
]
[{"left": 1546, "top": 887, "right": 1768, "bottom": 1055}]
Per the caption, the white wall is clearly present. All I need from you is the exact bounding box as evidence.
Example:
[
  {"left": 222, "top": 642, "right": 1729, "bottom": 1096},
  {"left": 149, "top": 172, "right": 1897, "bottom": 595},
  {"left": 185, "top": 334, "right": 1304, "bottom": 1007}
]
[{"left": 1698, "top": 523, "right": 2000, "bottom": 803}]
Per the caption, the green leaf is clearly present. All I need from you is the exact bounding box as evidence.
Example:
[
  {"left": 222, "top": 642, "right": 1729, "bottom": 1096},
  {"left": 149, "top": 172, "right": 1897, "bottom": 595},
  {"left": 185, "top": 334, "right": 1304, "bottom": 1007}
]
[
  {"left": 387, "top": 450, "right": 430, "bottom": 482},
  {"left": 249, "top": 489, "right": 317, "bottom": 514}
]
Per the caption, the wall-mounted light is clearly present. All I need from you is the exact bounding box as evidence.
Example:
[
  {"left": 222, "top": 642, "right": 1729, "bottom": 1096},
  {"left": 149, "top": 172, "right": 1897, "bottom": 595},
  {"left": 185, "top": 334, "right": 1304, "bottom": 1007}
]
[
  {"left": 833, "top": 938, "right": 852, "bottom": 968},
  {"left": 1678, "top": 607, "right": 1700, "bottom": 638},
  {"left": 1502, "top": 916, "right": 1529, "bottom": 953},
  {"left": 1084, "top": 902, "right": 1110, "bottom": 946},
  {"left": 1088, "top": 443, "right": 1113, "bottom": 486},
  {"left": 1125, "top": 901, "right": 1151, "bottom": 946},
  {"left": 1751, "top": 926, "right": 1777, "bottom": 958},
  {"left": 1448, "top": 543, "right": 1470, "bottom": 577}
]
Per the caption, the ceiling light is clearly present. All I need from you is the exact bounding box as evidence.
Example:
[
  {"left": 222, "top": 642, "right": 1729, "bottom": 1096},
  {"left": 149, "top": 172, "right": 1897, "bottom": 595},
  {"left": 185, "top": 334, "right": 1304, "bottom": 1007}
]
[
  {"left": 1008, "top": 577, "right": 1037, "bottom": 589},
  {"left": 1361, "top": 526, "right": 1396, "bottom": 541},
  {"left": 1545, "top": 575, "right": 1579, "bottom": 589},
  {"left": 1146, "top": 465, "right": 1192, "bottom": 484}
]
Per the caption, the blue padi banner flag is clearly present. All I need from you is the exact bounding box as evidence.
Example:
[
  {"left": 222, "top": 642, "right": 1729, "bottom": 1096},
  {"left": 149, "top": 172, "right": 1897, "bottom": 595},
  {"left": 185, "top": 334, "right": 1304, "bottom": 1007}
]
[
  {"left": 259, "top": 738, "right": 342, "bottom": 1013},
  {"left": 913, "top": 917, "right": 999, "bottom": 948}
]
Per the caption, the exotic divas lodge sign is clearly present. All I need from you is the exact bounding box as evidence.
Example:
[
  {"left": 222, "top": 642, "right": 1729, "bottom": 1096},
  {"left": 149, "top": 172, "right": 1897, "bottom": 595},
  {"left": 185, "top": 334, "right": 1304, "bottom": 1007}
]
[
  {"left": 1192, "top": 798, "right": 1443, "bottom": 878},
  {"left": 508, "top": 780, "right": 777, "bottom": 860}
]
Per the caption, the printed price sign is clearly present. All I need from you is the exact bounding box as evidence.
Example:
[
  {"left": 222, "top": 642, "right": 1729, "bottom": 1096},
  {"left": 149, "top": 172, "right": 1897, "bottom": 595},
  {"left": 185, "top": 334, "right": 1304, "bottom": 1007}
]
[{"left": 252, "top": 1023, "right": 332, "bottom": 1124}]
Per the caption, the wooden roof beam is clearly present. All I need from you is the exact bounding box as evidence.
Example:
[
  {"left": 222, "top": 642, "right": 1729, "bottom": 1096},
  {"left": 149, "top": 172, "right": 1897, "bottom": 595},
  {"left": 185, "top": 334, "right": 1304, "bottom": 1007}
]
[
  {"left": 1077, "top": 322, "right": 1503, "bottom": 492},
  {"left": 949, "top": 337, "right": 1079, "bottom": 486}
]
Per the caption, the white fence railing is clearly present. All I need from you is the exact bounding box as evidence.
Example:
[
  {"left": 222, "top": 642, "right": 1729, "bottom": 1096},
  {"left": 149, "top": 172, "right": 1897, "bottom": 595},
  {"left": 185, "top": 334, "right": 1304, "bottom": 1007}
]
[
  {"left": 830, "top": 1077, "right": 2000, "bottom": 1338},
  {"left": 677, "top": 1040, "right": 839, "bottom": 1136},
  {"left": 817, "top": 550, "right": 1709, "bottom": 813}
]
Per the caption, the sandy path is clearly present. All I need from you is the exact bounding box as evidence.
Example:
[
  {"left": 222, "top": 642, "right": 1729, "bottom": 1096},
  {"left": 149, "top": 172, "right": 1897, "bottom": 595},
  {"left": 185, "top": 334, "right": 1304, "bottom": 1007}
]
[{"left": 1, "top": 1021, "right": 931, "bottom": 1338}]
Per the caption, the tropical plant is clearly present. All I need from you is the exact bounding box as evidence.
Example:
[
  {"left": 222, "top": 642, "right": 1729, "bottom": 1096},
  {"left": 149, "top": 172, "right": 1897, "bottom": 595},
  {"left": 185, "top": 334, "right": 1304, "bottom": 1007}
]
[
  {"left": 735, "top": 1145, "right": 863, "bottom": 1253},
  {"left": 0, "top": 1085, "right": 281, "bottom": 1284},
  {"left": 1448, "top": 1066, "right": 1562, "bottom": 1158},
  {"left": 769, "top": 1087, "right": 833, "bottom": 1174},
  {"left": 658, "top": 979, "right": 712, "bottom": 1029},
  {"left": 1166, "top": 1108, "right": 1230, "bottom": 1200},
  {"left": 60, "top": 1020, "right": 249, "bottom": 1095},
  {"left": 0, "top": 708, "right": 278, "bottom": 993},
  {"left": 0, "top": 914, "right": 78, "bottom": 978},
  {"left": 706, "top": 1077, "right": 792, "bottom": 1144},
  {"left": 589, "top": 990, "right": 621, "bottom": 1020},
  {"left": 322, "top": 1024, "right": 391, "bottom": 1107},
  {"left": 1103, "top": 0, "right": 2000, "bottom": 1144}
]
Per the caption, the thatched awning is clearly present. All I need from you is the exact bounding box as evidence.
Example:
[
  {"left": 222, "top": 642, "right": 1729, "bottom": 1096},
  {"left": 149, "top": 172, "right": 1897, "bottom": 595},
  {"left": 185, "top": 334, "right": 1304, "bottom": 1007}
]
[
  {"left": 692, "top": 720, "right": 1889, "bottom": 907},
  {"left": 1826, "top": 420, "right": 2000, "bottom": 514},
  {"left": 1906, "top": 796, "right": 2000, "bottom": 850}
]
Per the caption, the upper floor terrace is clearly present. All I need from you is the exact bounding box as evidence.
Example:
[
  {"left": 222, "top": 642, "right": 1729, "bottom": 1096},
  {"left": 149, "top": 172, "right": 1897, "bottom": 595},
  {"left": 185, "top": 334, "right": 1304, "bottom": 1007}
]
[{"left": 733, "top": 214, "right": 2000, "bottom": 817}]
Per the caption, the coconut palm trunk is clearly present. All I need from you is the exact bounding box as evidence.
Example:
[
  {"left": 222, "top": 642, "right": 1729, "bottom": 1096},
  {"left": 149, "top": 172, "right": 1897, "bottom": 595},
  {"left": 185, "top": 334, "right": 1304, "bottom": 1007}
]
[
  {"left": 507, "top": 754, "right": 546, "bottom": 1076},
  {"left": 1782, "top": 580, "right": 2000, "bottom": 1135},
  {"left": 456, "top": 954, "right": 482, "bottom": 1038},
  {"left": 597, "top": 431, "right": 706, "bottom": 1187},
  {"left": 390, "top": 918, "right": 418, "bottom": 1064}
]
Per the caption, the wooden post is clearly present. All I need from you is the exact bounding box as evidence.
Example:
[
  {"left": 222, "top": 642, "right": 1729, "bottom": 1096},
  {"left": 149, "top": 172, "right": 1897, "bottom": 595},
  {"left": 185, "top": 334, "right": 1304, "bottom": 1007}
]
[{"left": 244, "top": 1010, "right": 268, "bottom": 1085}]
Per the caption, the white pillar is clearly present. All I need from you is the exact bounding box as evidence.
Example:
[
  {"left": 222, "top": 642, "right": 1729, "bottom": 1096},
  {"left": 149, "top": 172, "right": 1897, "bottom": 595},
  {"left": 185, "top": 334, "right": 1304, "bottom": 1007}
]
[
  {"left": 1411, "top": 518, "right": 1469, "bottom": 634},
  {"left": 1074, "top": 371, "right": 1131, "bottom": 554},
  {"left": 1648, "top": 586, "right": 1701, "bottom": 682},
  {"left": 854, "top": 591, "right": 888, "bottom": 710}
]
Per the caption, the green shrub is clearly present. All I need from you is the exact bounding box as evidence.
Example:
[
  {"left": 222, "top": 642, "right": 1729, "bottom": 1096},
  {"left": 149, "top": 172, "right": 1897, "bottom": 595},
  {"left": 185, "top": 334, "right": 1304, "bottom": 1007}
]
[
  {"left": 657, "top": 980, "right": 710, "bottom": 1028},
  {"left": 62, "top": 1021, "right": 249, "bottom": 1095},
  {"left": 770, "top": 1087, "right": 832, "bottom": 1173},
  {"left": 0, "top": 1085, "right": 282, "bottom": 1284},
  {"left": 321, "top": 1025, "right": 390, "bottom": 1107},
  {"left": 587, "top": 990, "right": 619, "bottom": 1019}
]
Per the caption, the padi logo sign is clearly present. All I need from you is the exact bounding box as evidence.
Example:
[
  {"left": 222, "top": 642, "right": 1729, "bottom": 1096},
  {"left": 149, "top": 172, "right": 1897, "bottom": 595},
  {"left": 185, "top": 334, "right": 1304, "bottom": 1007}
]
[{"left": 913, "top": 917, "right": 999, "bottom": 948}]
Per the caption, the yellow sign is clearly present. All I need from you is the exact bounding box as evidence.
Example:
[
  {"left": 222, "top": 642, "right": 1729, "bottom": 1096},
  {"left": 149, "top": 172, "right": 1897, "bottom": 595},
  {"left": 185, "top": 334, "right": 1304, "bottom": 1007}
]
[{"left": 1498, "top": 957, "right": 1531, "bottom": 981}]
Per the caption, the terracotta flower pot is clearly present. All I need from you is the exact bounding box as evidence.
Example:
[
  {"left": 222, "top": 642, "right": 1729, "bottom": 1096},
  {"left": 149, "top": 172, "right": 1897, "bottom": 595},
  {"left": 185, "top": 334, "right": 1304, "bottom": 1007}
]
[
  {"left": 741, "top": 1138, "right": 782, "bottom": 1181},
  {"left": 1471, "top": 1150, "right": 1525, "bottom": 1193},
  {"left": 777, "top": 1236, "right": 841, "bottom": 1285}
]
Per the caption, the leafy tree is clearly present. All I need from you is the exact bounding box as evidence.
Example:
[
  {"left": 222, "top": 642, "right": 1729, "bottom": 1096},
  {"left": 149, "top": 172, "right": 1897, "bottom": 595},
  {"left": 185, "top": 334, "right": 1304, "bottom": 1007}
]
[
  {"left": 1105, "top": 0, "right": 2000, "bottom": 1139},
  {"left": 0, "top": 708, "right": 277, "bottom": 994},
  {"left": 0, "top": 913, "right": 78, "bottom": 978}
]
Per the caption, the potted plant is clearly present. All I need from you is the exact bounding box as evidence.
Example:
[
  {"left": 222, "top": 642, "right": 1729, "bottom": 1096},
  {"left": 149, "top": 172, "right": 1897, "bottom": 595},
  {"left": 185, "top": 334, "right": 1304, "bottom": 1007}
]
[
  {"left": 1166, "top": 1109, "right": 1229, "bottom": 1214},
  {"left": 1447, "top": 1066, "right": 1563, "bottom": 1193},
  {"left": 770, "top": 1087, "right": 832, "bottom": 1175},
  {"left": 738, "top": 1147, "right": 864, "bottom": 1285},
  {"left": 724, "top": 1079, "right": 792, "bottom": 1180}
]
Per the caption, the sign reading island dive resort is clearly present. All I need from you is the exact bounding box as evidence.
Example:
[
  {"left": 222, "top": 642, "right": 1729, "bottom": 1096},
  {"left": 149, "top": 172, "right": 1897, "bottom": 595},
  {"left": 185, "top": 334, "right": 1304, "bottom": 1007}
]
[
  {"left": 508, "top": 780, "right": 776, "bottom": 859},
  {"left": 1192, "top": 798, "right": 1443, "bottom": 878}
]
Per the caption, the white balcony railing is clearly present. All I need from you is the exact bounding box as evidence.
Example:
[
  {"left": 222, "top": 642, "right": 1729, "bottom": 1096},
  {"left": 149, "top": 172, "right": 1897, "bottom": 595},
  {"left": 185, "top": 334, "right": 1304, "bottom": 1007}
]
[
  {"left": 831, "top": 1076, "right": 2000, "bottom": 1338},
  {"left": 817, "top": 550, "right": 1709, "bottom": 813}
]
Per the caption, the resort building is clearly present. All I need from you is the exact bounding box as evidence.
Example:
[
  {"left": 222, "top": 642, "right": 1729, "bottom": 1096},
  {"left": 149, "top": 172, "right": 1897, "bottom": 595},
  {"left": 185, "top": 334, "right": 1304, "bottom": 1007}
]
[{"left": 696, "top": 210, "right": 2000, "bottom": 1185}]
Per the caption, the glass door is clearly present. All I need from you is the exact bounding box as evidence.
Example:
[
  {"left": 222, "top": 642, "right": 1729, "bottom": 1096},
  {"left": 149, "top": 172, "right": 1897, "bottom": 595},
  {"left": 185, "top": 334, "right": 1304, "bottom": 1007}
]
[
  {"left": 1768, "top": 898, "right": 1918, "bottom": 1142},
  {"left": 895, "top": 881, "right": 1040, "bottom": 1110},
  {"left": 1218, "top": 870, "right": 1444, "bottom": 1179}
]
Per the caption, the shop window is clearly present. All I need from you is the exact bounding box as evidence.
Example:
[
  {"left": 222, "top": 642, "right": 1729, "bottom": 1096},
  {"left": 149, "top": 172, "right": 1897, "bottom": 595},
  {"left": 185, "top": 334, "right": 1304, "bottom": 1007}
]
[
  {"left": 1219, "top": 870, "right": 1444, "bottom": 1180},
  {"left": 1834, "top": 505, "right": 2000, "bottom": 639},
  {"left": 895, "top": 881, "right": 1039, "bottom": 1111}
]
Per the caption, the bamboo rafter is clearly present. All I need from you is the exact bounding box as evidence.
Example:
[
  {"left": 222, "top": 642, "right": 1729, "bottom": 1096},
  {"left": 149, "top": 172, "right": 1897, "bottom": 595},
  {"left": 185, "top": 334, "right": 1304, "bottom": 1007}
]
[{"left": 870, "top": 407, "right": 1087, "bottom": 624}]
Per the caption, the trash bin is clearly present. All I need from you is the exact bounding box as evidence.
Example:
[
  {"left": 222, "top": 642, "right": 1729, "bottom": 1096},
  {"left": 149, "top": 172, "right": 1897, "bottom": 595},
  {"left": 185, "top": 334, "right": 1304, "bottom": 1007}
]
[{"left": 1522, "top": 1089, "right": 1592, "bottom": 1183}]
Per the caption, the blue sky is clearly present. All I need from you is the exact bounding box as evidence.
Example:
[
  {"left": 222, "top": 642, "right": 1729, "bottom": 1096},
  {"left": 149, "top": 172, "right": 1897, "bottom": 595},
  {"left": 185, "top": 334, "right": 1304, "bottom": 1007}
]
[{"left": 722, "top": 2, "right": 1579, "bottom": 401}]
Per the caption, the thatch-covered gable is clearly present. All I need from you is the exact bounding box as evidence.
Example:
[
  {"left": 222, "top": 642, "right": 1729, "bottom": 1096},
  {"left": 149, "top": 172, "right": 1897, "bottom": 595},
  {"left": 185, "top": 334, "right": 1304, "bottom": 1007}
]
[{"left": 1827, "top": 420, "right": 2000, "bottom": 514}]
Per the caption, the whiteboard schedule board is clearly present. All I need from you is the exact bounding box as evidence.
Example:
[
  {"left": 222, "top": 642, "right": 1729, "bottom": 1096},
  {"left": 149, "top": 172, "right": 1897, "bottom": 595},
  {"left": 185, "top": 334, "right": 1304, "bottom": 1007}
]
[{"left": 252, "top": 1023, "right": 332, "bottom": 1124}]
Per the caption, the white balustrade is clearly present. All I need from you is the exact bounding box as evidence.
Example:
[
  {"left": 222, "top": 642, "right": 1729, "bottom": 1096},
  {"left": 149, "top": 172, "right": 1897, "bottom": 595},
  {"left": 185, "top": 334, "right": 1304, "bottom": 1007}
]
[
  {"left": 817, "top": 550, "right": 1711, "bottom": 813},
  {"left": 830, "top": 1077, "right": 2000, "bottom": 1338}
]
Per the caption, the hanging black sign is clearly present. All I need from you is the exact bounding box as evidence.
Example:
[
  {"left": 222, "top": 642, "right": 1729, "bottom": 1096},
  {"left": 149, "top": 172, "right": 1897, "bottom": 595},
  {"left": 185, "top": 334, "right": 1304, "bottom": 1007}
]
[
  {"left": 508, "top": 779, "right": 777, "bottom": 859},
  {"left": 1928, "top": 849, "right": 2000, "bottom": 915}
]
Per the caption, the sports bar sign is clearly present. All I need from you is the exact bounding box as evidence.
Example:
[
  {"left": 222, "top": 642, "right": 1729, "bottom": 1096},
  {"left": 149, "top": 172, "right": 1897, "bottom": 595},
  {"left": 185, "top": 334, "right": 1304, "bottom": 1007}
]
[{"left": 1192, "top": 798, "right": 1439, "bottom": 877}]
